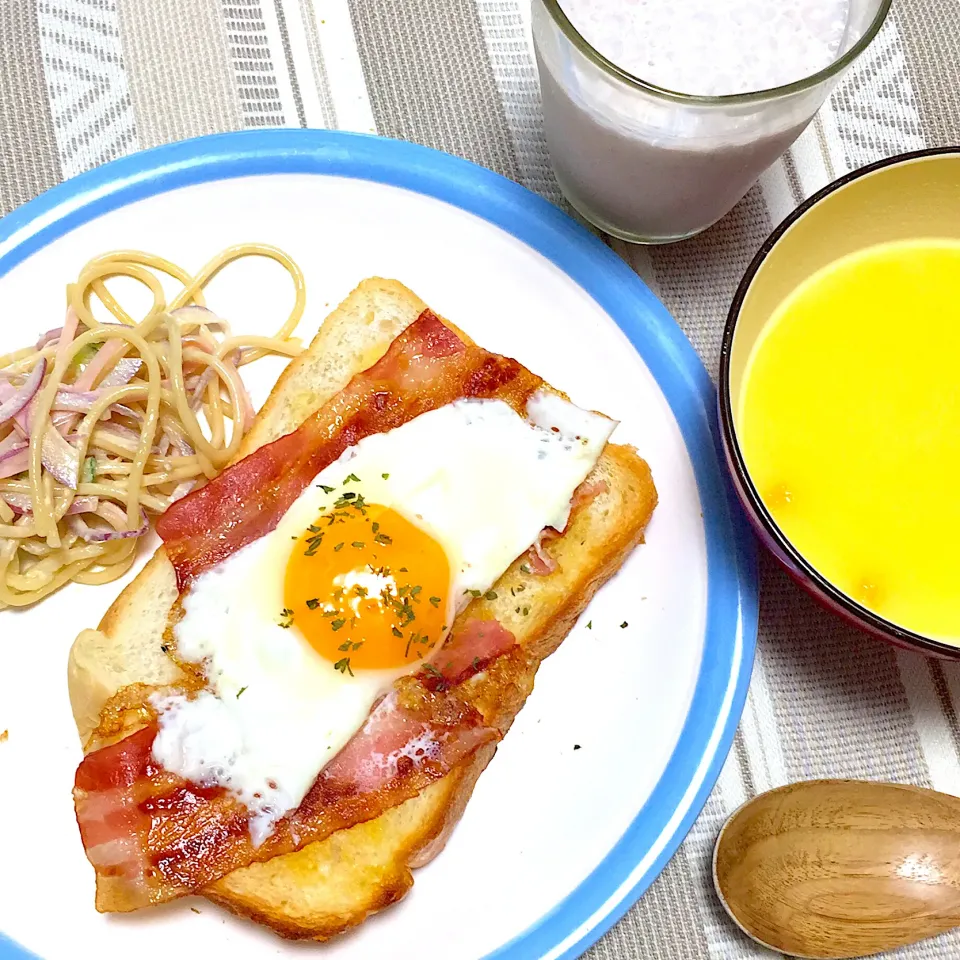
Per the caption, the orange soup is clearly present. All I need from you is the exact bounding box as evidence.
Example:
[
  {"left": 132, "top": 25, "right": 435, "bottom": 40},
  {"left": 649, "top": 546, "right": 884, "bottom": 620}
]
[{"left": 738, "top": 239, "right": 960, "bottom": 640}]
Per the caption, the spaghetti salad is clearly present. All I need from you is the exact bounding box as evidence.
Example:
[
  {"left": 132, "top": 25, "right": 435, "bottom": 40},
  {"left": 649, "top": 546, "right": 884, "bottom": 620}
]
[{"left": 0, "top": 245, "right": 305, "bottom": 608}]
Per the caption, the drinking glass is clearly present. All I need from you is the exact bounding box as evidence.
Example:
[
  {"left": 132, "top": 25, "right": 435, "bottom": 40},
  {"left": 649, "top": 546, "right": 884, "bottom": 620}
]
[{"left": 532, "top": 0, "right": 892, "bottom": 243}]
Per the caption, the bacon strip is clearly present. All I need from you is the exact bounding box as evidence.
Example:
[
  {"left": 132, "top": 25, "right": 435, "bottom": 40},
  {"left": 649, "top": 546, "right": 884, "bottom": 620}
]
[
  {"left": 527, "top": 528, "right": 561, "bottom": 575},
  {"left": 75, "top": 678, "right": 500, "bottom": 909},
  {"left": 74, "top": 726, "right": 183, "bottom": 906},
  {"left": 524, "top": 477, "right": 609, "bottom": 575},
  {"left": 571, "top": 478, "right": 609, "bottom": 509},
  {"left": 424, "top": 617, "right": 517, "bottom": 689},
  {"left": 157, "top": 311, "right": 541, "bottom": 588}
]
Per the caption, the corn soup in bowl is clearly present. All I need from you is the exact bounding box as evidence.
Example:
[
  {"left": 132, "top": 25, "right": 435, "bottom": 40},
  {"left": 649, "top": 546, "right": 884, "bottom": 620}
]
[{"left": 720, "top": 148, "right": 960, "bottom": 658}]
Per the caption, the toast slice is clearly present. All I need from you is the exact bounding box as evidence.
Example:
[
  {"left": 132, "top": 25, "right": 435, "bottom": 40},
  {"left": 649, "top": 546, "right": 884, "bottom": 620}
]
[{"left": 68, "top": 279, "right": 658, "bottom": 939}]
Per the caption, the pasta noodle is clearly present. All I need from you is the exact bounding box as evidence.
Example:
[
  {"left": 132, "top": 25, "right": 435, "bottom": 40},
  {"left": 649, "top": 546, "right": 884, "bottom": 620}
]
[{"left": 0, "top": 244, "right": 305, "bottom": 608}]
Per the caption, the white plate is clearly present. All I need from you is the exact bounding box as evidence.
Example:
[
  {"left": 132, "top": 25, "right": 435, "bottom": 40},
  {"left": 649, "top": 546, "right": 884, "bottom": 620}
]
[{"left": 0, "top": 131, "right": 756, "bottom": 960}]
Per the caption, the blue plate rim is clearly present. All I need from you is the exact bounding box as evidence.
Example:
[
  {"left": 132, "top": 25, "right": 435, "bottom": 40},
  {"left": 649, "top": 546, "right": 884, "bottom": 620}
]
[{"left": 0, "top": 129, "right": 758, "bottom": 960}]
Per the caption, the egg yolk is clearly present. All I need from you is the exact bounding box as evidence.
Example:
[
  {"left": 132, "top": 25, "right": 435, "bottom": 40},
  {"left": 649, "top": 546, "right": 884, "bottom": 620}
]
[{"left": 284, "top": 502, "right": 451, "bottom": 671}]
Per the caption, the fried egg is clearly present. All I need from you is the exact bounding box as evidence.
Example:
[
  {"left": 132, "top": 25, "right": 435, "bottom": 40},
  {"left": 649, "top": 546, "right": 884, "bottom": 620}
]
[{"left": 152, "top": 391, "right": 614, "bottom": 843}]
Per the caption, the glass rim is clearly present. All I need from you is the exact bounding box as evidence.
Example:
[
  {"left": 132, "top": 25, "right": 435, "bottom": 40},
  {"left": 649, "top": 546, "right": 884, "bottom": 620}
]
[{"left": 537, "top": 0, "right": 894, "bottom": 105}]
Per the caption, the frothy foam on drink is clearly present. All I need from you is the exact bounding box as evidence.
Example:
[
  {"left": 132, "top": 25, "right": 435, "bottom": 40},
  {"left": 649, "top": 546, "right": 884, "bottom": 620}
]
[{"left": 559, "top": 0, "right": 850, "bottom": 96}]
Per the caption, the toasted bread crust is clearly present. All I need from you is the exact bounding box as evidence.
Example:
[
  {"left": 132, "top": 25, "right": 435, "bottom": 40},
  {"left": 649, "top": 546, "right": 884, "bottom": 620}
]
[{"left": 68, "top": 279, "right": 657, "bottom": 938}]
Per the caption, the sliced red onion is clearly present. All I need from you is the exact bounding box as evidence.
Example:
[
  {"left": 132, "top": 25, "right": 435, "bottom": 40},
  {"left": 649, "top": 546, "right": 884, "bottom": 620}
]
[
  {"left": 168, "top": 480, "right": 195, "bottom": 503},
  {"left": 51, "top": 391, "right": 143, "bottom": 429},
  {"left": 0, "top": 492, "right": 98, "bottom": 516},
  {"left": 96, "top": 499, "right": 127, "bottom": 528},
  {"left": 167, "top": 431, "right": 194, "bottom": 456},
  {"left": 0, "top": 443, "right": 28, "bottom": 480},
  {"left": 67, "top": 515, "right": 97, "bottom": 541},
  {"left": 2, "top": 490, "right": 37, "bottom": 512},
  {"left": 187, "top": 355, "right": 253, "bottom": 430},
  {"left": 171, "top": 305, "right": 229, "bottom": 331},
  {"left": 17, "top": 538, "right": 48, "bottom": 557},
  {"left": 70, "top": 506, "right": 147, "bottom": 542},
  {"left": 45, "top": 432, "right": 80, "bottom": 487},
  {"left": 99, "top": 357, "right": 142, "bottom": 387},
  {"left": 189, "top": 368, "right": 214, "bottom": 409},
  {"left": 111, "top": 403, "right": 142, "bottom": 421},
  {"left": 97, "top": 421, "right": 141, "bottom": 445},
  {"left": 52, "top": 413, "right": 82, "bottom": 465},
  {"left": 36, "top": 327, "right": 62, "bottom": 349},
  {"left": 0, "top": 359, "right": 45, "bottom": 426},
  {"left": 0, "top": 431, "right": 23, "bottom": 456},
  {"left": 52, "top": 390, "right": 99, "bottom": 413},
  {"left": 21, "top": 417, "right": 81, "bottom": 489},
  {"left": 0, "top": 439, "right": 27, "bottom": 461}
]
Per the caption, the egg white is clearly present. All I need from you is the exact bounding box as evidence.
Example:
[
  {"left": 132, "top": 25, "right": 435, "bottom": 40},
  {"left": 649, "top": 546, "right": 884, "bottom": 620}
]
[{"left": 152, "top": 391, "right": 614, "bottom": 843}]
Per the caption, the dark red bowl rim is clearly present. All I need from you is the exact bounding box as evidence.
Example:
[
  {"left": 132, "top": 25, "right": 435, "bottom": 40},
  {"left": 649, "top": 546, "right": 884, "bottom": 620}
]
[{"left": 718, "top": 145, "right": 960, "bottom": 659}]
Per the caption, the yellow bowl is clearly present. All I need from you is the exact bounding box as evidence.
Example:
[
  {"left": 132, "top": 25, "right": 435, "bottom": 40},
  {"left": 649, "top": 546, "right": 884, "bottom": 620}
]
[{"left": 719, "top": 147, "right": 960, "bottom": 658}]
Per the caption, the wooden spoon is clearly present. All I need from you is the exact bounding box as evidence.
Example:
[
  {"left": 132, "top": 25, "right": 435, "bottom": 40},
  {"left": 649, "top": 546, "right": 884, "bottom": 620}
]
[{"left": 713, "top": 780, "right": 960, "bottom": 958}]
